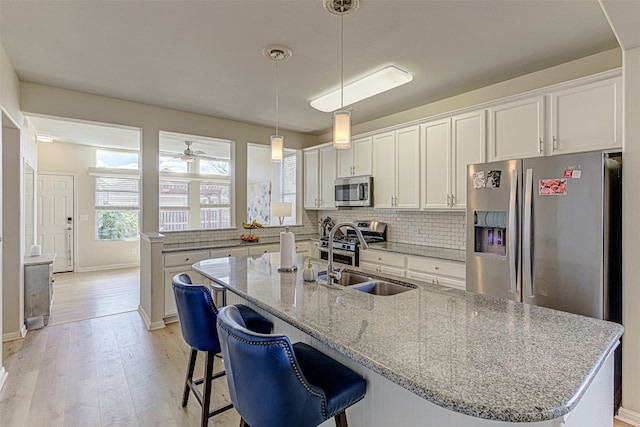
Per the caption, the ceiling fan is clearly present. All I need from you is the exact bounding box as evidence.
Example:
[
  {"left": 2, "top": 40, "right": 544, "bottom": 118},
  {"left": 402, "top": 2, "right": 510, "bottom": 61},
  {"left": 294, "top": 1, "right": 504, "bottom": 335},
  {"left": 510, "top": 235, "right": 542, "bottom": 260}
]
[{"left": 179, "top": 140, "right": 205, "bottom": 162}]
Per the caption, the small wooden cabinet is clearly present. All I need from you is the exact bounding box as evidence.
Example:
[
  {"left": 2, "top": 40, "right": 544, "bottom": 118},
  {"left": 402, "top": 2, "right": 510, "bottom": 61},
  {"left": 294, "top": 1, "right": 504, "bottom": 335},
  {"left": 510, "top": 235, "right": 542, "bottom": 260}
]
[{"left": 24, "top": 254, "right": 56, "bottom": 327}]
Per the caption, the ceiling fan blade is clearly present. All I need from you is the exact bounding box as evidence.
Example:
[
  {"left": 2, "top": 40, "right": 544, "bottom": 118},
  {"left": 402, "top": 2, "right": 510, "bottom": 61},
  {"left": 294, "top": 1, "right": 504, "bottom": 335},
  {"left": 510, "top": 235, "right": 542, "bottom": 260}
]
[{"left": 194, "top": 150, "right": 206, "bottom": 155}]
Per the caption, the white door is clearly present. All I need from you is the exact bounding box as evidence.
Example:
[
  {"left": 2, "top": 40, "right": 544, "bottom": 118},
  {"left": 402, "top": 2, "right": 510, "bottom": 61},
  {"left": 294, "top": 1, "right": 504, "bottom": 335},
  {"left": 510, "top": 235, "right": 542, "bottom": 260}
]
[
  {"left": 318, "top": 145, "right": 336, "bottom": 209},
  {"left": 38, "top": 174, "right": 75, "bottom": 273},
  {"left": 451, "top": 110, "right": 486, "bottom": 209},
  {"left": 395, "top": 125, "right": 420, "bottom": 209},
  {"left": 303, "top": 149, "right": 319, "bottom": 209},
  {"left": 372, "top": 131, "right": 396, "bottom": 209}
]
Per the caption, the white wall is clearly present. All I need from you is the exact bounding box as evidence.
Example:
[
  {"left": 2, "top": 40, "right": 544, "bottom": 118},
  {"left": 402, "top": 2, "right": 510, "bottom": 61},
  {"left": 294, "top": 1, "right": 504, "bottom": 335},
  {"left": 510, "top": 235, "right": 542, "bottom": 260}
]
[{"left": 37, "top": 141, "right": 141, "bottom": 271}]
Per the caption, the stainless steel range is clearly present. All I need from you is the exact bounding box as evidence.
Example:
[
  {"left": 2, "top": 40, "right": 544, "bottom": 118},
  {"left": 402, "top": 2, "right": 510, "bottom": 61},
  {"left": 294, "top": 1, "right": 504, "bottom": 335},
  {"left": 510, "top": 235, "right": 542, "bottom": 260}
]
[{"left": 319, "top": 220, "right": 387, "bottom": 266}]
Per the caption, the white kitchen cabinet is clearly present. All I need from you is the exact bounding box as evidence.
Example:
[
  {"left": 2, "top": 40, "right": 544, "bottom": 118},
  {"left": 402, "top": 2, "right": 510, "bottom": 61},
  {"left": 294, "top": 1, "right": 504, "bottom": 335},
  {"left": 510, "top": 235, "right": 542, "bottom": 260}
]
[
  {"left": 309, "top": 240, "right": 320, "bottom": 259},
  {"left": 406, "top": 255, "right": 465, "bottom": 290},
  {"left": 24, "top": 256, "right": 55, "bottom": 327},
  {"left": 337, "top": 136, "right": 373, "bottom": 178},
  {"left": 372, "top": 125, "right": 420, "bottom": 209},
  {"left": 451, "top": 110, "right": 486, "bottom": 210},
  {"left": 248, "top": 243, "right": 280, "bottom": 256},
  {"left": 421, "top": 118, "right": 451, "bottom": 209},
  {"left": 421, "top": 110, "right": 485, "bottom": 211},
  {"left": 488, "top": 95, "right": 545, "bottom": 161},
  {"left": 359, "top": 249, "right": 406, "bottom": 277},
  {"left": 295, "top": 241, "right": 310, "bottom": 255},
  {"left": 163, "top": 247, "right": 250, "bottom": 318},
  {"left": 304, "top": 144, "right": 337, "bottom": 209},
  {"left": 550, "top": 76, "right": 622, "bottom": 155}
]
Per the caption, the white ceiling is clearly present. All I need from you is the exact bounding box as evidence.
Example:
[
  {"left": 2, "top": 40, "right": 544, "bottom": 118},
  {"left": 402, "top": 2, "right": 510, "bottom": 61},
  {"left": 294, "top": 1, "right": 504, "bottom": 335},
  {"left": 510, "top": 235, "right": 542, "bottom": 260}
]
[{"left": 1, "top": 0, "right": 618, "bottom": 145}]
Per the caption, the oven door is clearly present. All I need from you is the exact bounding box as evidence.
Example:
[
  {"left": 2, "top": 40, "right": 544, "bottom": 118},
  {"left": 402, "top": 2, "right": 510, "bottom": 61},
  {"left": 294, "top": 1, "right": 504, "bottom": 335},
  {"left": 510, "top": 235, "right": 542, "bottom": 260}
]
[{"left": 318, "top": 247, "right": 358, "bottom": 266}]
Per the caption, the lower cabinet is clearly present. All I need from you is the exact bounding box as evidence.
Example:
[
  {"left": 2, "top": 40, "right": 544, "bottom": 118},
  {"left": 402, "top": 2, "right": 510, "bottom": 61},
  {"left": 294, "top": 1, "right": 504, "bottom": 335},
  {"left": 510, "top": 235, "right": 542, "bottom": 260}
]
[
  {"left": 359, "top": 249, "right": 406, "bottom": 277},
  {"left": 24, "top": 261, "right": 54, "bottom": 326},
  {"left": 406, "top": 255, "right": 466, "bottom": 290}
]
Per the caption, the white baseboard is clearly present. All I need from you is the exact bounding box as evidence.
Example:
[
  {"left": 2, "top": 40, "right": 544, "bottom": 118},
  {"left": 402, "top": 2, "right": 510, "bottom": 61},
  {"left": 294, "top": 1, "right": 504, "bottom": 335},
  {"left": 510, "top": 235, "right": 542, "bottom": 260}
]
[
  {"left": 137, "top": 305, "right": 165, "bottom": 331},
  {"left": 617, "top": 408, "right": 640, "bottom": 426},
  {"left": 0, "top": 367, "right": 7, "bottom": 392},
  {"left": 75, "top": 263, "right": 140, "bottom": 273},
  {"left": 2, "top": 324, "right": 27, "bottom": 342}
]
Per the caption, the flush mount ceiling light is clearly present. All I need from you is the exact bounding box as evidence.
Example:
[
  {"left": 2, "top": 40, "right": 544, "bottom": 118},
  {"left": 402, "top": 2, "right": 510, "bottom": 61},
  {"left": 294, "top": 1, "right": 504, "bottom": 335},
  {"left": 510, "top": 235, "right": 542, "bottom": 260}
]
[
  {"left": 263, "top": 45, "right": 292, "bottom": 162},
  {"left": 310, "top": 65, "right": 414, "bottom": 113},
  {"left": 36, "top": 134, "right": 54, "bottom": 143},
  {"left": 324, "top": 0, "right": 359, "bottom": 150}
]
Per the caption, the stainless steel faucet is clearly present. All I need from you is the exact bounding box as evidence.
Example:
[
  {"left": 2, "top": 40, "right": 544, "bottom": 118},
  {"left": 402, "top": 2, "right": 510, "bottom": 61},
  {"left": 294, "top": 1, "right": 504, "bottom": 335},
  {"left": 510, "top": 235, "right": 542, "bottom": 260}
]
[{"left": 327, "top": 222, "right": 369, "bottom": 284}]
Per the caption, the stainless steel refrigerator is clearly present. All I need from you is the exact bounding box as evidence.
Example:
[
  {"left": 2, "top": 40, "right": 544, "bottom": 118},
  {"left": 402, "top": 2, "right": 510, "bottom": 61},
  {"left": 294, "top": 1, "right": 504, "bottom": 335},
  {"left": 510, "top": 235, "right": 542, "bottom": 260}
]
[{"left": 466, "top": 150, "right": 622, "bottom": 323}]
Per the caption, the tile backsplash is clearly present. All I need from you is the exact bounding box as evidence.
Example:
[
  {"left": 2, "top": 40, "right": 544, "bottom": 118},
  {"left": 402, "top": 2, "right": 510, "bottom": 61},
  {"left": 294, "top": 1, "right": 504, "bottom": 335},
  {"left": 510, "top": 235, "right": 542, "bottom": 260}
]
[
  {"left": 314, "top": 209, "right": 466, "bottom": 250},
  {"left": 161, "top": 208, "right": 465, "bottom": 251}
]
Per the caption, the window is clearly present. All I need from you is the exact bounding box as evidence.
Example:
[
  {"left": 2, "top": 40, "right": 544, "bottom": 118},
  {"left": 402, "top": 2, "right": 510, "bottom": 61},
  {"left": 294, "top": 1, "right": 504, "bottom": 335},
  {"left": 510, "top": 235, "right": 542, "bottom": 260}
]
[
  {"left": 96, "top": 149, "right": 139, "bottom": 169},
  {"left": 159, "top": 180, "right": 189, "bottom": 231},
  {"left": 246, "top": 144, "right": 299, "bottom": 226},
  {"left": 95, "top": 176, "right": 140, "bottom": 240},
  {"left": 159, "top": 132, "right": 234, "bottom": 231}
]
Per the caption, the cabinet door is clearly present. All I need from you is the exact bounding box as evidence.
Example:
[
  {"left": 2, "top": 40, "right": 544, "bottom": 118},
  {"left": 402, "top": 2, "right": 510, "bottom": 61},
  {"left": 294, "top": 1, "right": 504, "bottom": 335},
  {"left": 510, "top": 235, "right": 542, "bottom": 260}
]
[
  {"left": 352, "top": 136, "right": 373, "bottom": 176},
  {"left": 489, "top": 96, "right": 544, "bottom": 161},
  {"left": 336, "top": 145, "right": 354, "bottom": 178},
  {"left": 164, "top": 266, "right": 209, "bottom": 318},
  {"left": 372, "top": 131, "right": 396, "bottom": 208},
  {"left": 406, "top": 270, "right": 438, "bottom": 285},
  {"left": 451, "top": 110, "right": 486, "bottom": 209},
  {"left": 551, "top": 77, "right": 622, "bottom": 154},
  {"left": 248, "top": 244, "right": 280, "bottom": 256},
  {"left": 358, "top": 261, "right": 379, "bottom": 274},
  {"left": 421, "top": 118, "right": 451, "bottom": 209},
  {"left": 304, "top": 149, "right": 320, "bottom": 209},
  {"left": 318, "top": 145, "right": 337, "bottom": 209},
  {"left": 395, "top": 126, "right": 420, "bottom": 209},
  {"left": 379, "top": 265, "right": 406, "bottom": 277},
  {"left": 210, "top": 247, "right": 249, "bottom": 258}
]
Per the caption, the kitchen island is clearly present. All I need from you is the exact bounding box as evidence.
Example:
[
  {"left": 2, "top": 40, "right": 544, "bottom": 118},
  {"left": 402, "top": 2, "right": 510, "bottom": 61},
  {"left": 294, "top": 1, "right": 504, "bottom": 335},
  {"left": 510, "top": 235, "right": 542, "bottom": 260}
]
[{"left": 193, "top": 254, "right": 622, "bottom": 426}]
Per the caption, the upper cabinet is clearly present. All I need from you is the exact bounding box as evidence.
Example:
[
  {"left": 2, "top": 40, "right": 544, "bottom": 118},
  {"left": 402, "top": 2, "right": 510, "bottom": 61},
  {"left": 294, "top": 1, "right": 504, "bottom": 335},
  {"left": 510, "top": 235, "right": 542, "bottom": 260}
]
[
  {"left": 337, "top": 136, "right": 373, "bottom": 178},
  {"left": 304, "top": 144, "right": 337, "bottom": 210},
  {"left": 550, "top": 76, "right": 622, "bottom": 155},
  {"left": 489, "top": 95, "right": 545, "bottom": 161},
  {"left": 421, "top": 111, "right": 486, "bottom": 211},
  {"left": 372, "top": 125, "right": 420, "bottom": 209}
]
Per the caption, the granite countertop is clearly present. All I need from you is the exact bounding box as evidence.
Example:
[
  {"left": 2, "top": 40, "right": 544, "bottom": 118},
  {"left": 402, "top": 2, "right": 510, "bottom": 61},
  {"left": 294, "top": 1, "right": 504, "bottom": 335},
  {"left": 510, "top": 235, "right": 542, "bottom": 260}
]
[
  {"left": 367, "top": 241, "right": 465, "bottom": 262},
  {"left": 193, "top": 254, "right": 622, "bottom": 423},
  {"left": 163, "top": 233, "right": 319, "bottom": 253}
]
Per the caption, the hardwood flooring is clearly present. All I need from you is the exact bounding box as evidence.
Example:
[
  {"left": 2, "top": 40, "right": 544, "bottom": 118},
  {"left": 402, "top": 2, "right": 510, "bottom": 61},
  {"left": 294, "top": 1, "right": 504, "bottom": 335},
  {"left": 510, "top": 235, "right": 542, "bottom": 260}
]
[
  {"left": 1, "top": 311, "right": 241, "bottom": 427},
  {"left": 48, "top": 268, "right": 140, "bottom": 326}
]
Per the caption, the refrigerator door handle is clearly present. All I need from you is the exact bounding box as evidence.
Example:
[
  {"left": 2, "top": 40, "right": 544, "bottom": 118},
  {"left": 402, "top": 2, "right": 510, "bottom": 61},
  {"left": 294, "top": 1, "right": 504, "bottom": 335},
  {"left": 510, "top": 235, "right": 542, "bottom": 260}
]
[
  {"left": 523, "top": 168, "right": 534, "bottom": 297},
  {"left": 509, "top": 168, "right": 518, "bottom": 294}
]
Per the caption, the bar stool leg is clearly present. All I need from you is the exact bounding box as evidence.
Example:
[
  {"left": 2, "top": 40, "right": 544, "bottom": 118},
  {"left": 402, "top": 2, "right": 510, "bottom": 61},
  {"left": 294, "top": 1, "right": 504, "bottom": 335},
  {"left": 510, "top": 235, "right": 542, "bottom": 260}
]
[
  {"left": 183, "top": 348, "right": 198, "bottom": 407},
  {"left": 201, "top": 352, "right": 215, "bottom": 427},
  {"left": 334, "top": 411, "right": 348, "bottom": 427}
]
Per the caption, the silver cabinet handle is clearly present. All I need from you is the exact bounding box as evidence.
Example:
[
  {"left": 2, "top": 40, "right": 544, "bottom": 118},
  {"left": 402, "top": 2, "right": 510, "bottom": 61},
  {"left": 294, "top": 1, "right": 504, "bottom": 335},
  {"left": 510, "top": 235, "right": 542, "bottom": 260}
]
[
  {"left": 538, "top": 138, "right": 543, "bottom": 154},
  {"left": 523, "top": 168, "right": 534, "bottom": 297},
  {"left": 508, "top": 168, "right": 518, "bottom": 294},
  {"left": 552, "top": 136, "right": 558, "bottom": 152},
  {"left": 450, "top": 194, "right": 455, "bottom": 207}
]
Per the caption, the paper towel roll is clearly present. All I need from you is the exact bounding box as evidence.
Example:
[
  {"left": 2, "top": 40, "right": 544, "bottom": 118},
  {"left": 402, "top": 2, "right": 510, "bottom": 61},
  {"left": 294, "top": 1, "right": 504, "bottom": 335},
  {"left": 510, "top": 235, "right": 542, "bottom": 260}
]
[{"left": 279, "top": 231, "right": 296, "bottom": 271}]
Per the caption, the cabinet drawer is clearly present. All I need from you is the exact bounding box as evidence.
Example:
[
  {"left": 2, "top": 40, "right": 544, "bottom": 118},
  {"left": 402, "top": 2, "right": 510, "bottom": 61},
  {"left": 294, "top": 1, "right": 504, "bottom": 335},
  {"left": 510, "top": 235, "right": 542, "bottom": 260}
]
[
  {"left": 210, "top": 247, "right": 249, "bottom": 258},
  {"left": 359, "top": 250, "right": 406, "bottom": 268},
  {"left": 406, "top": 255, "right": 465, "bottom": 279},
  {"left": 164, "top": 250, "right": 210, "bottom": 268},
  {"left": 295, "top": 242, "right": 310, "bottom": 253},
  {"left": 248, "top": 244, "right": 280, "bottom": 256}
]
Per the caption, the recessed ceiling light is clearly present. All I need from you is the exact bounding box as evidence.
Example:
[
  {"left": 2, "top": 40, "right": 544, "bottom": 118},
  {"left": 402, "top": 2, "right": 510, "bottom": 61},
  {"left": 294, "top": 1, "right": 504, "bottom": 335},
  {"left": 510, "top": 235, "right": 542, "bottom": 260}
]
[
  {"left": 36, "top": 134, "right": 54, "bottom": 143},
  {"left": 310, "top": 65, "right": 413, "bottom": 113}
]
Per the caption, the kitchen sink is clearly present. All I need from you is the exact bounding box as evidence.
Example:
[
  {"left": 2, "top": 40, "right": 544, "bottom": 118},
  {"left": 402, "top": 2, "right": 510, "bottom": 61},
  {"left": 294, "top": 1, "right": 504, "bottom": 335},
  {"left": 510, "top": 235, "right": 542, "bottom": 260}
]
[
  {"left": 351, "top": 280, "right": 417, "bottom": 296},
  {"left": 317, "top": 272, "right": 373, "bottom": 286}
]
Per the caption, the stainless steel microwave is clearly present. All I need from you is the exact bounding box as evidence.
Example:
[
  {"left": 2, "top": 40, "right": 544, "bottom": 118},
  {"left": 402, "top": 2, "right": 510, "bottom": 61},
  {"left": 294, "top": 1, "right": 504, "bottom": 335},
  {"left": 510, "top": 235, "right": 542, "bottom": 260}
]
[{"left": 335, "top": 176, "right": 373, "bottom": 207}]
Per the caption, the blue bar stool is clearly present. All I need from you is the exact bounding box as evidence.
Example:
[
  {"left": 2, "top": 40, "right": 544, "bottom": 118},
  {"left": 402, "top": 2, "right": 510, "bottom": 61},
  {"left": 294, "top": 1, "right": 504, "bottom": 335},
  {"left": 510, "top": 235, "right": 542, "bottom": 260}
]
[
  {"left": 216, "top": 304, "right": 367, "bottom": 427},
  {"left": 172, "top": 274, "right": 273, "bottom": 427}
]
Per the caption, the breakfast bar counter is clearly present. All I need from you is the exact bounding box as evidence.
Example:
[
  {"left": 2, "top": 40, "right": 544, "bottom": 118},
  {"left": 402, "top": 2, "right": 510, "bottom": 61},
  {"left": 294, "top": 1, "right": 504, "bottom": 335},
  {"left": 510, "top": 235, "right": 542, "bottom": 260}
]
[{"left": 193, "top": 254, "right": 622, "bottom": 426}]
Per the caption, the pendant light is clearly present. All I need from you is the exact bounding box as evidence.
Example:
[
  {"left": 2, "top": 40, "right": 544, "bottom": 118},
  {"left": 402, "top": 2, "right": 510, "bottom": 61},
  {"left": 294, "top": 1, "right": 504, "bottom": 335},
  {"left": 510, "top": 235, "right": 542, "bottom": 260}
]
[
  {"left": 326, "top": 0, "right": 359, "bottom": 150},
  {"left": 264, "top": 46, "right": 292, "bottom": 162}
]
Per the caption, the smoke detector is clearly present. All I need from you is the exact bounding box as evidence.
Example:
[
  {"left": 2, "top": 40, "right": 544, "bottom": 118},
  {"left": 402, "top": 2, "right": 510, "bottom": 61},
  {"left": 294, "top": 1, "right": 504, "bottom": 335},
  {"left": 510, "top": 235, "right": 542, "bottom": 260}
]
[{"left": 324, "top": 0, "right": 360, "bottom": 16}]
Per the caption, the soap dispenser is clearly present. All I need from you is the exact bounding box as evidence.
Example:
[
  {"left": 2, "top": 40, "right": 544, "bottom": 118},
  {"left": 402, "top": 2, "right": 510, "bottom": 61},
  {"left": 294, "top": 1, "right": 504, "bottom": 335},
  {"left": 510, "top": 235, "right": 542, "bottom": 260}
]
[{"left": 302, "top": 258, "right": 317, "bottom": 282}]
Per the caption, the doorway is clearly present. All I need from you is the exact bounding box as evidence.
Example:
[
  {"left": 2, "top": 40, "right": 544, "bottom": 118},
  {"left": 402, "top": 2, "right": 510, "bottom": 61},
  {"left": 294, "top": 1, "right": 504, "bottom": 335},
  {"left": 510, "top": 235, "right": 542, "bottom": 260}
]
[{"left": 37, "top": 173, "right": 75, "bottom": 273}]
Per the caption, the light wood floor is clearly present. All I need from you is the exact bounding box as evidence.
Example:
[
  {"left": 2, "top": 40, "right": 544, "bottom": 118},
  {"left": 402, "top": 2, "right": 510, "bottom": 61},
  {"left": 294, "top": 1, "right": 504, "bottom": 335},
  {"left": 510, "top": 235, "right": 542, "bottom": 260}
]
[
  {"left": 48, "top": 267, "right": 140, "bottom": 326},
  {"left": 1, "top": 311, "right": 241, "bottom": 427}
]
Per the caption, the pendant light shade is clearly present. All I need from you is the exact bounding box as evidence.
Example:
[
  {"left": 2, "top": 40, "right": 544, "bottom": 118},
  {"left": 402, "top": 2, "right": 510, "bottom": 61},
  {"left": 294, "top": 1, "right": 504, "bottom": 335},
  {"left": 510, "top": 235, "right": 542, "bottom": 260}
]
[
  {"left": 263, "top": 45, "right": 292, "bottom": 162},
  {"left": 333, "top": 110, "right": 351, "bottom": 149},
  {"left": 270, "top": 135, "right": 284, "bottom": 162},
  {"left": 329, "top": 0, "right": 356, "bottom": 150}
]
